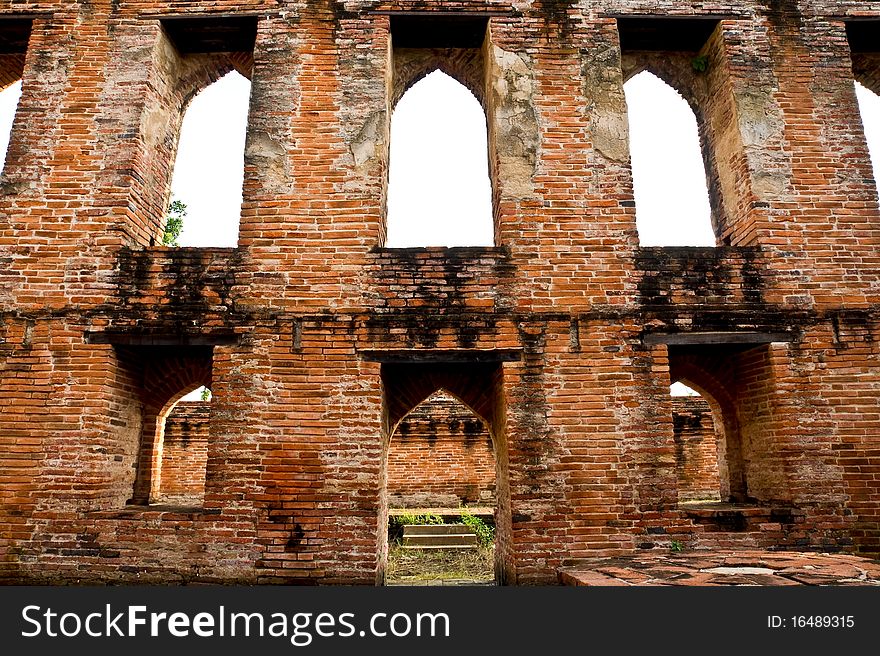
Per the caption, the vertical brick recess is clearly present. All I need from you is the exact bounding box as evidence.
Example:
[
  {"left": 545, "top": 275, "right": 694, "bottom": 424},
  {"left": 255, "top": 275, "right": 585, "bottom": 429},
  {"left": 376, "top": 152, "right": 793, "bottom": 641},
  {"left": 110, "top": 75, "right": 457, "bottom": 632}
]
[
  {"left": 159, "top": 401, "right": 210, "bottom": 506},
  {"left": 1, "top": 1, "right": 879, "bottom": 584}
]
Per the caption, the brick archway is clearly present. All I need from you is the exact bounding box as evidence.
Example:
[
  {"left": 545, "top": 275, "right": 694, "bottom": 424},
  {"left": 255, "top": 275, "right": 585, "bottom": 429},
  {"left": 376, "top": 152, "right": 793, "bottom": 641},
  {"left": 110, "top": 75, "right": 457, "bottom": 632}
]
[
  {"left": 129, "top": 347, "right": 213, "bottom": 505},
  {"left": 378, "top": 361, "right": 511, "bottom": 585},
  {"left": 387, "top": 391, "right": 496, "bottom": 509},
  {"left": 391, "top": 51, "right": 486, "bottom": 110}
]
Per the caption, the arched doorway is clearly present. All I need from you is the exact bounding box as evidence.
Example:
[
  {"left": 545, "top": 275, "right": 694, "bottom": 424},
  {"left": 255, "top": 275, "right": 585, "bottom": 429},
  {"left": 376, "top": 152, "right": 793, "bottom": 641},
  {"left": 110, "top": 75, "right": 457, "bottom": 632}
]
[{"left": 378, "top": 362, "right": 511, "bottom": 585}]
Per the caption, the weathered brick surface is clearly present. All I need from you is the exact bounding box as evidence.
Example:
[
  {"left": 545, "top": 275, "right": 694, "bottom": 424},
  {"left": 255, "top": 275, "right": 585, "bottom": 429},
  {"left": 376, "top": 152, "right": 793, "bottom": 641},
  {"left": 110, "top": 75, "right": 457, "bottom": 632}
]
[
  {"left": 387, "top": 392, "right": 496, "bottom": 508},
  {"left": 673, "top": 396, "right": 721, "bottom": 503},
  {"left": 1, "top": 1, "right": 879, "bottom": 584}
]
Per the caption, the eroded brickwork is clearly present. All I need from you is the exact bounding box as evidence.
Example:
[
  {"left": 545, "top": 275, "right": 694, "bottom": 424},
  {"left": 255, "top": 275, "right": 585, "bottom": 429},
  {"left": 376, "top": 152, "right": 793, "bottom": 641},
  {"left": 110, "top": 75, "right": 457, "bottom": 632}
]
[{"left": 1, "top": 1, "right": 879, "bottom": 585}]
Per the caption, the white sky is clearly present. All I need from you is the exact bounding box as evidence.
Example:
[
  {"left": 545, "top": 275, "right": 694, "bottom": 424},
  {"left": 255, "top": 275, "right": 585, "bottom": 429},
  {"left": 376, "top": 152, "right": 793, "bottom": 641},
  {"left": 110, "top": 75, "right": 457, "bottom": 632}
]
[
  {"left": 2, "top": 72, "right": 878, "bottom": 249},
  {"left": 0, "top": 80, "right": 21, "bottom": 167},
  {"left": 856, "top": 81, "right": 880, "bottom": 181},
  {"left": 625, "top": 71, "right": 715, "bottom": 246},
  {"left": 170, "top": 71, "right": 250, "bottom": 247},
  {"left": 671, "top": 381, "right": 699, "bottom": 397}
]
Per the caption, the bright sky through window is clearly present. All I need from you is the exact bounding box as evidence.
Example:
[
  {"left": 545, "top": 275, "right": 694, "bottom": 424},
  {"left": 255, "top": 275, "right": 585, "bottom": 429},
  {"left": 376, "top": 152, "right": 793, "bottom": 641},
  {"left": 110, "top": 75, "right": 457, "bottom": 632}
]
[
  {"left": 624, "top": 71, "right": 715, "bottom": 247},
  {"left": 856, "top": 81, "right": 880, "bottom": 183},
  {"left": 671, "top": 382, "right": 700, "bottom": 397},
  {"left": 0, "top": 80, "right": 22, "bottom": 174},
  {"left": 169, "top": 71, "right": 251, "bottom": 247},
  {"left": 0, "top": 74, "right": 879, "bottom": 246},
  {"left": 385, "top": 70, "right": 494, "bottom": 248}
]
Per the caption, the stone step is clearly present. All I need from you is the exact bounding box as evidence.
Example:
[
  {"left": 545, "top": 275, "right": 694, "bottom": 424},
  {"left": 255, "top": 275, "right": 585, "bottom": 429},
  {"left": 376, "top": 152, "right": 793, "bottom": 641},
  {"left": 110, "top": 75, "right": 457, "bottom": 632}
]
[
  {"left": 400, "top": 544, "right": 480, "bottom": 551},
  {"left": 404, "top": 523, "right": 476, "bottom": 536},
  {"left": 402, "top": 525, "right": 479, "bottom": 548},
  {"left": 403, "top": 533, "right": 479, "bottom": 548}
]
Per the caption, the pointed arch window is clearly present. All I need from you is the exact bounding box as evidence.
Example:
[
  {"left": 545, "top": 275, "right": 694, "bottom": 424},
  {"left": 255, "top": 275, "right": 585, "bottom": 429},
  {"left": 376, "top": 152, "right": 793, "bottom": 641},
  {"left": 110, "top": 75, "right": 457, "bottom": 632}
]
[
  {"left": 624, "top": 71, "right": 715, "bottom": 246},
  {"left": 855, "top": 81, "right": 880, "bottom": 185},
  {"left": 0, "top": 17, "right": 30, "bottom": 177},
  {"left": 385, "top": 70, "right": 494, "bottom": 247},
  {"left": 387, "top": 390, "right": 495, "bottom": 510},
  {"left": 0, "top": 79, "right": 21, "bottom": 175},
  {"left": 167, "top": 70, "right": 251, "bottom": 247},
  {"left": 384, "top": 13, "right": 495, "bottom": 248}
]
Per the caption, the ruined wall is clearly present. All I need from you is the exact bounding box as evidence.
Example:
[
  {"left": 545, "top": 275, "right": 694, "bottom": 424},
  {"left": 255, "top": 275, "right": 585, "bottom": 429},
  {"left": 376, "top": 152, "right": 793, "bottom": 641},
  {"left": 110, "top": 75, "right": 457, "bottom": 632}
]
[
  {"left": 162, "top": 393, "right": 498, "bottom": 510},
  {"left": 673, "top": 396, "right": 721, "bottom": 503},
  {"left": 1, "top": 0, "right": 879, "bottom": 585},
  {"left": 159, "top": 401, "right": 210, "bottom": 506},
  {"left": 387, "top": 393, "right": 496, "bottom": 508}
]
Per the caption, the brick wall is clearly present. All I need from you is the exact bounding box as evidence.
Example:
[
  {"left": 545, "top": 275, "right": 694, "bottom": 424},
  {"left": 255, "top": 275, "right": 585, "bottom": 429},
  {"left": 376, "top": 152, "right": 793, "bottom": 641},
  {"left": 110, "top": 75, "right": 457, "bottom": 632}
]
[
  {"left": 387, "top": 392, "right": 495, "bottom": 508},
  {"left": 158, "top": 401, "right": 210, "bottom": 506},
  {"left": 672, "top": 396, "right": 722, "bottom": 503},
  {"left": 1, "top": 1, "right": 880, "bottom": 585}
]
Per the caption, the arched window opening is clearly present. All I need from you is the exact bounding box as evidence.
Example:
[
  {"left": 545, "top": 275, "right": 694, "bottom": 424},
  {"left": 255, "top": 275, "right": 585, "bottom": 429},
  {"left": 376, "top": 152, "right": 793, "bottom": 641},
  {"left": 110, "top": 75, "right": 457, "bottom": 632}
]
[
  {"left": 167, "top": 70, "right": 251, "bottom": 247},
  {"left": 385, "top": 70, "right": 494, "bottom": 247},
  {"left": 0, "top": 79, "right": 22, "bottom": 175},
  {"left": 624, "top": 71, "right": 714, "bottom": 246},
  {"left": 671, "top": 382, "right": 722, "bottom": 503},
  {"left": 0, "top": 18, "right": 30, "bottom": 177},
  {"left": 386, "top": 390, "right": 496, "bottom": 585},
  {"left": 855, "top": 81, "right": 880, "bottom": 185},
  {"left": 127, "top": 347, "right": 213, "bottom": 507},
  {"left": 156, "top": 387, "right": 212, "bottom": 506}
]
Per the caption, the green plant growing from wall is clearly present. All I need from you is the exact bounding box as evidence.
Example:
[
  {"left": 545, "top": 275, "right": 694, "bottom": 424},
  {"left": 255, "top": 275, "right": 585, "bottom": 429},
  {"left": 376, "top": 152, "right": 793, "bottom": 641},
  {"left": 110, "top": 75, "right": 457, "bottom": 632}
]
[
  {"left": 162, "top": 199, "right": 187, "bottom": 246},
  {"left": 691, "top": 55, "right": 709, "bottom": 73}
]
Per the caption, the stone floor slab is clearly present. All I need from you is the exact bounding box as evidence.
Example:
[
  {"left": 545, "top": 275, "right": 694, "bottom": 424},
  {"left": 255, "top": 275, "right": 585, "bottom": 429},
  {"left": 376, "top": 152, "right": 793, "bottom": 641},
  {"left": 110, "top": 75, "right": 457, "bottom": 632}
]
[{"left": 560, "top": 550, "right": 880, "bottom": 586}]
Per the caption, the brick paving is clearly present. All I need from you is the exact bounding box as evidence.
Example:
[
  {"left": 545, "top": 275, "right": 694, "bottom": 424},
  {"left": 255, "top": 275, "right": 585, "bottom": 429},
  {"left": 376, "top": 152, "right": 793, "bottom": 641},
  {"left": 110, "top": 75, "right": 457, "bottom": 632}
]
[{"left": 560, "top": 551, "right": 880, "bottom": 586}]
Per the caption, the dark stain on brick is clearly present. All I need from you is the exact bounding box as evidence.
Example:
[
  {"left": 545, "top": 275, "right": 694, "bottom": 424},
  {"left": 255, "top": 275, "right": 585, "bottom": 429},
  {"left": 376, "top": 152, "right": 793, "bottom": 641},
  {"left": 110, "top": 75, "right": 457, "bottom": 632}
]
[
  {"left": 285, "top": 523, "right": 305, "bottom": 552},
  {"left": 761, "top": 0, "right": 805, "bottom": 33},
  {"left": 535, "top": 0, "right": 577, "bottom": 38},
  {"left": 514, "top": 323, "right": 551, "bottom": 481}
]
